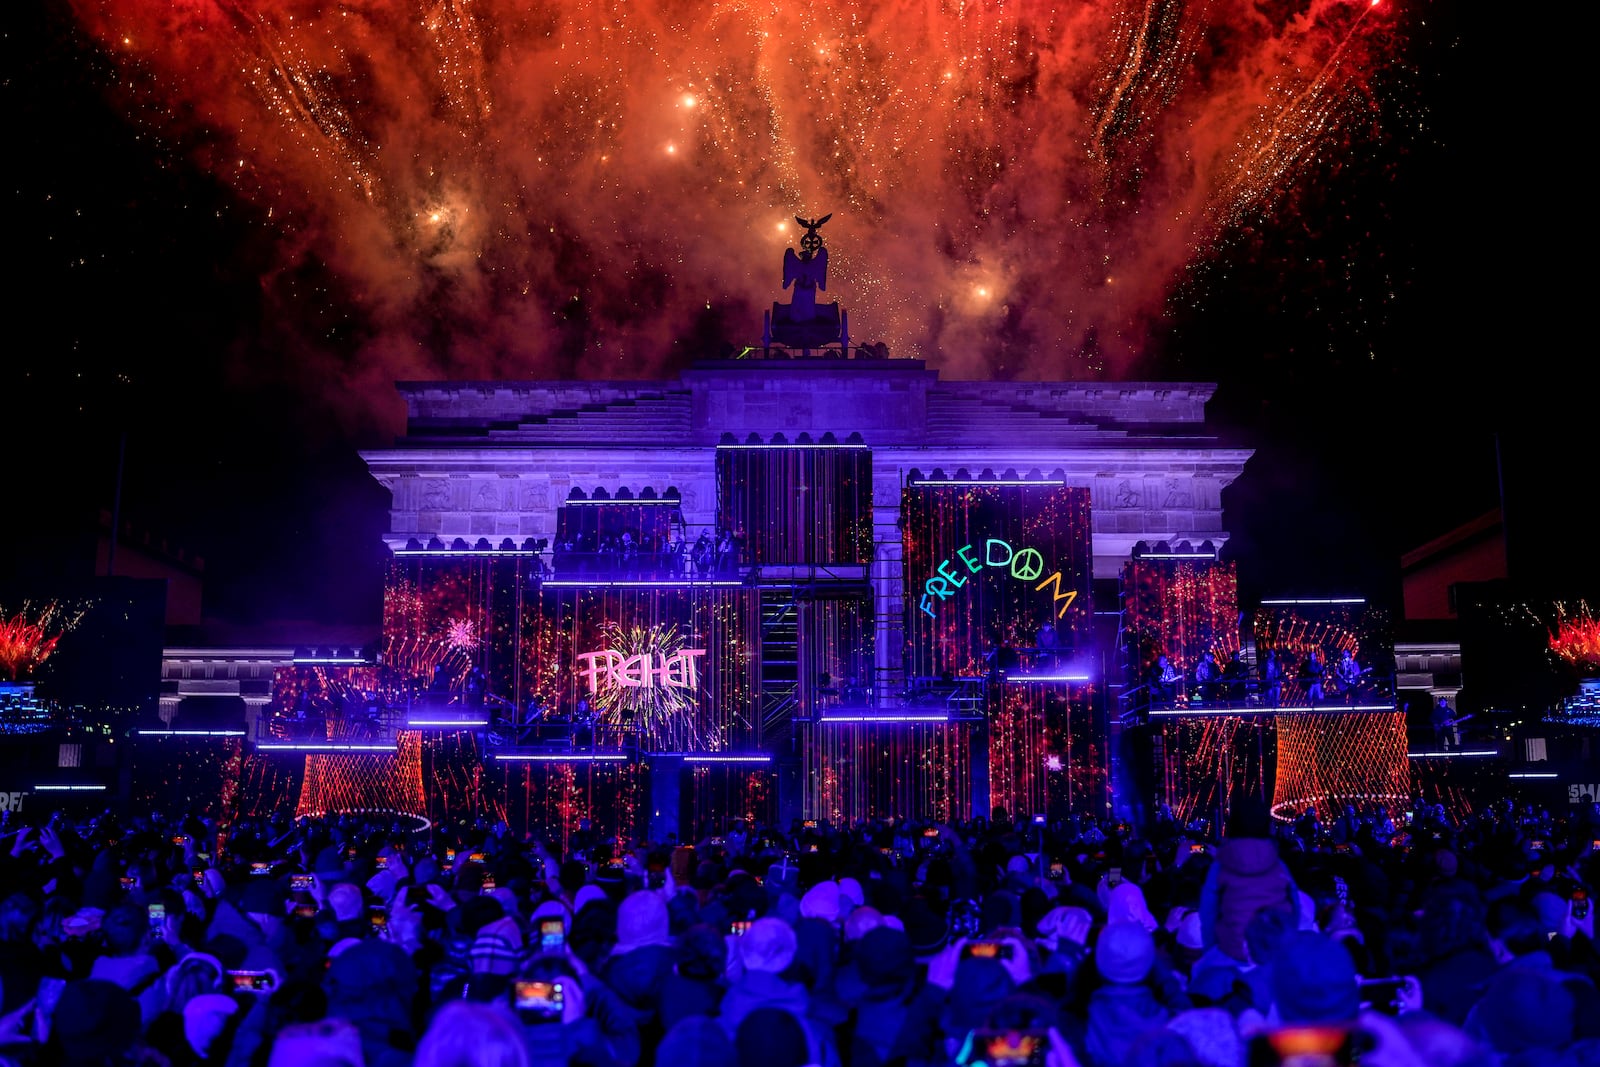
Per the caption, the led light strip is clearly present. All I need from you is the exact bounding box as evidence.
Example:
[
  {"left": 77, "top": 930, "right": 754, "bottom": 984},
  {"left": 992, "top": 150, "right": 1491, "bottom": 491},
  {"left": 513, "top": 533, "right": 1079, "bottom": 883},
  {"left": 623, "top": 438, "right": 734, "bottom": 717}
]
[
  {"left": 910, "top": 479, "right": 1066, "bottom": 486},
  {"left": 681, "top": 755, "right": 772, "bottom": 763},
  {"left": 1005, "top": 674, "right": 1091, "bottom": 683},
  {"left": 258, "top": 743, "right": 398, "bottom": 752},
  {"left": 1406, "top": 750, "right": 1499, "bottom": 758},
  {"left": 405, "top": 720, "right": 489, "bottom": 728},
  {"left": 137, "top": 729, "right": 247, "bottom": 737},
  {"left": 34, "top": 784, "right": 108, "bottom": 791},
  {"left": 819, "top": 716, "right": 940, "bottom": 726},
  {"left": 1259, "top": 598, "right": 1366, "bottom": 605},
  {"left": 540, "top": 580, "right": 745, "bottom": 588},
  {"left": 494, "top": 753, "right": 630, "bottom": 762},
  {"left": 1508, "top": 772, "right": 1557, "bottom": 779}
]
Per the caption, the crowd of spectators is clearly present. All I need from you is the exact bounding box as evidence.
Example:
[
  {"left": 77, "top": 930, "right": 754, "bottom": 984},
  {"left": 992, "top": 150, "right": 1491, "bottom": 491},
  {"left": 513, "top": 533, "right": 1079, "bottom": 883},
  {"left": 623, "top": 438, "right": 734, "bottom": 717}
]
[{"left": 4, "top": 793, "right": 1600, "bottom": 1067}]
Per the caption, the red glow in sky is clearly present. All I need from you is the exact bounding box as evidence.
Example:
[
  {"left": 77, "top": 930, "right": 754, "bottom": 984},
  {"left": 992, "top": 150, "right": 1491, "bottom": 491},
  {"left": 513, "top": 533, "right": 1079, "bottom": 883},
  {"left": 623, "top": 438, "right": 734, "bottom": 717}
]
[{"left": 67, "top": 0, "right": 1402, "bottom": 427}]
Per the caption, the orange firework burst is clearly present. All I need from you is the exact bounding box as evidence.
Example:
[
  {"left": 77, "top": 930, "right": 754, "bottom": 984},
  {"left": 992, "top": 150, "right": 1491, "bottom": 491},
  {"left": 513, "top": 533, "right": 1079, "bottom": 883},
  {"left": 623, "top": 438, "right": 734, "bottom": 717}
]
[
  {"left": 64, "top": 0, "right": 1408, "bottom": 398},
  {"left": 0, "top": 601, "right": 84, "bottom": 682}
]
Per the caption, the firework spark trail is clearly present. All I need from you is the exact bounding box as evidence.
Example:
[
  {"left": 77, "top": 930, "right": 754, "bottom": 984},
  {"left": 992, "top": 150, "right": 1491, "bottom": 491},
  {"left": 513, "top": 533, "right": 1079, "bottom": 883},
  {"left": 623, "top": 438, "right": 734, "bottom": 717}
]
[
  {"left": 71, "top": 0, "right": 1403, "bottom": 414},
  {"left": 1210, "top": 0, "right": 1384, "bottom": 222}
]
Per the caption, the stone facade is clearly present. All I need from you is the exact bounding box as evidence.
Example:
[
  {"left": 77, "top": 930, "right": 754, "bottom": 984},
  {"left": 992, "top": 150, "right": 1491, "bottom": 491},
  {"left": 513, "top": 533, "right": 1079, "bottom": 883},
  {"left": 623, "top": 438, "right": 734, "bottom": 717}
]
[{"left": 361, "top": 359, "right": 1253, "bottom": 693}]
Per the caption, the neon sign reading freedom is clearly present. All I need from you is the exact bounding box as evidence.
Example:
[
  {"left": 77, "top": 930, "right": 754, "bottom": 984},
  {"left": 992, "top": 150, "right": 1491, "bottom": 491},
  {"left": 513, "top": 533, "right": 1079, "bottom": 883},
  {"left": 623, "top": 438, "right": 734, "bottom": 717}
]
[
  {"left": 919, "top": 538, "right": 1079, "bottom": 619},
  {"left": 576, "top": 648, "right": 707, "bottom": 693}
]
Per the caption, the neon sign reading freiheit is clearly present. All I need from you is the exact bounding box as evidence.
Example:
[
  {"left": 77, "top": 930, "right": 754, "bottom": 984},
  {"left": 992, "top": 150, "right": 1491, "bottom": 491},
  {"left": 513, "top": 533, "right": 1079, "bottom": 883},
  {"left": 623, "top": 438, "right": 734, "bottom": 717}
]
[
  {"left": 576, "top": 648, "right": 707, "bottom": 693},
  {"left": 919, "top": 538, "right": 1079, "bottom": 619}
]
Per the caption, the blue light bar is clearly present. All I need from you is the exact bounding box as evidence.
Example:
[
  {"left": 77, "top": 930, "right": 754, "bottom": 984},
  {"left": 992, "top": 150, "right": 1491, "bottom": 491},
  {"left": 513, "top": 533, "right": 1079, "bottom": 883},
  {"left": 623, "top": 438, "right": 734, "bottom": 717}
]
[
  {"left": 258, "top": 742, "right": 398, "bottom": 753},
  {"left": 1005, "top": 674, "right": 1092, "bottom": 683},
  {"left": 910, "top": 479, "right": 1066, "bottom": 487},
  {"left": 540, "top": 580, "right": 745, "bottom": 588},
  {"left": 34, "top": 784, "right": 108, "bottom": 791},
  {"left": 137, "top": 729, "right": 248, "bottom": 737},
  {"left": 716, "top": 444, "right": 869, "bottom": 450},
  {"left": 292, "top": 657, "right": 371, "bottom": 666},
  {"left": 1407, "top": 749, "right": 1499, "bottom": 758},
  {"left": 405, "top": 719, "right": 489, "bottom": 728},
  {"left": 682, "top": 754, "right": 773, "bottom": 764},
  {"left": 494, "top": 753, "right": 630, "bottom": 762},
  {"left": 1139, "top": 553, "right": 1218, "bottom": 560},
  {"left": 819, "top": 714, "right": 950, "bottom": 723},
  {"left": 1508, "top": 772, "right": 1558, "bottom": 779},
  {"left": 1259, "top": 598, "right": 1366, "bottom": 605}
]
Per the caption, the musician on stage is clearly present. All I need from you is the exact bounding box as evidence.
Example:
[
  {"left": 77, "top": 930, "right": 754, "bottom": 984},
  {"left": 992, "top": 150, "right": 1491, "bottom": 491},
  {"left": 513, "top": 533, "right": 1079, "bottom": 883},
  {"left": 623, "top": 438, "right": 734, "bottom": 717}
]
[
  {"left": 1302, "top": 650, "right": 1327, "bottom": 705},
  {"left": 1335, "top": 647, "right": 1364, "bottom": 701},
  {"left": 1193, "top": 650, "right": 1221, "bottom": 704},
  {"left": 1222, "top": 649, "right": 1248, "bottom": 704},
  {"left": 1261, "top": 649, "right": 1284, "bottom": 707},
  {"left": 1432, "top": 695, "right": 1466, "bottom": 750},
  {"left": 1149, "top": 654, "right": 1181, "bottom": 704}
]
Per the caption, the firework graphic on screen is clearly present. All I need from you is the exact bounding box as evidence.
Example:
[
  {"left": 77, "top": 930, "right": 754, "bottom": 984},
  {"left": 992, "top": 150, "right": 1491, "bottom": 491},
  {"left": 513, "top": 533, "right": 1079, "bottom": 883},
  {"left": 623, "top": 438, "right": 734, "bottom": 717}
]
[
  {"left": 585, "top": 621, "right": 706, "bottom": 751},
  {"left": 0, "top": 601, "right": 85, "bottom": 682}
]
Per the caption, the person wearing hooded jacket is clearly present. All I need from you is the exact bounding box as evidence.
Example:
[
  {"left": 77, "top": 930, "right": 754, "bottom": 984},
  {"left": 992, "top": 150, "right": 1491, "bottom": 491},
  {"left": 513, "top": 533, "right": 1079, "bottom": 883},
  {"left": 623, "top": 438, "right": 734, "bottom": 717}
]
[{"left": 1198, "top": 799, "right": 1297, "bottom": 964}]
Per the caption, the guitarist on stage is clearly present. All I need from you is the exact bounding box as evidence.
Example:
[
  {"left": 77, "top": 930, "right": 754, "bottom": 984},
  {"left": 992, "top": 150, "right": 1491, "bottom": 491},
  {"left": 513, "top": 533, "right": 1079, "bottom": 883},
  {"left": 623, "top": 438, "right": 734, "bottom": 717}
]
[
  {"left": 1431, "top": 695, "right": 1471, "bottom": 750},
  {"left": 1334, "top": 647, "right": 1368, "bottom": 702}
]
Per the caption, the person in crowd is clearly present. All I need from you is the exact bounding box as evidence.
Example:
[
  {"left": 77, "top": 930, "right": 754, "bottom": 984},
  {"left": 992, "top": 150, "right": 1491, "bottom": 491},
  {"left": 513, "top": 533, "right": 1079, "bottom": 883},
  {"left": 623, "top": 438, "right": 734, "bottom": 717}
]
[
  {"left": 8, "top": 796, "right": 1588, "bottom": 1067},
  {"left": 1198, "top": 799, "right": 1299, "bottom": 967}
]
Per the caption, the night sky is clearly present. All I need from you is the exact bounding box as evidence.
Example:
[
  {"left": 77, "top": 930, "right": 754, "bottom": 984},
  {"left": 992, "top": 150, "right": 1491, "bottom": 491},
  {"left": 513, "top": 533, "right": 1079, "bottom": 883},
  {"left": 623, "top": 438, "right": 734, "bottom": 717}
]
[{"left": 3, "top": 0, "right": 1585, "bottom": 630}]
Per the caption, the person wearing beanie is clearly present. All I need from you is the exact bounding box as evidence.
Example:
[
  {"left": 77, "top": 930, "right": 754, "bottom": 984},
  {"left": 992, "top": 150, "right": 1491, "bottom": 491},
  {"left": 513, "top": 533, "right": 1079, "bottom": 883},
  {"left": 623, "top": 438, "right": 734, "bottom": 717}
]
[
  {"left": 1086, "top": 922, "right": 1171, "bottom": 1067},
  {"left": 515, "top": 952, "right": 636, "bottom": 1067},
  {"left": 1268, "top": 931, "right": 1360, "bottom": 1025},
  {"left": 660, "top": 923, "right": 728, "bottom": 1032},
  {"left": 414, "top": 1000, "right": 528, "bottom": 1067},
  {"left": 657, "top": 1015, "right": 738, "bottom": 1067},
  {"left": 566, "top": 884, "right": 604, "bottom": 918},
  {"left": 799, "top": 881, "right": 842, "bottom": 925},
  {"left": 902, "top": 899, "right": 950, "bottom": 961},
  {"left": 181, "top": 992, "right": 240, "bottom": 1062},
  {"left": 326, "top": 882, "right": 372, "bottom": 943},
  {"left": 842, "top": 905, "right": 883, "bottom": 944},
  {"left": 88, "top": 903, "right": 162, "bottom": 994},
  {"left": 600, "top": 890, "right": 677, "bottom": 1055},
  {"left": 1414, "top": 881, "right": 1499, "bottom": 1026},
  {"left": 469, "top": 914, "right": 524, "bottom": 998},
  {"left": 980, "top": 889, "right": 1023, "bottom": 936},
  {"left": 720, "top": 918, "right": 812, "bottom": 1036},
  {"left": 325, "top": 939, "right": 421, "bottom": 1067},
  {"left": 48, "top": 979, "right": 142, "bottom": 1067},
  {"left": 1198, "top": 798, "right": 1298, "bottom": 965},
  {"left": 838, "top": 926, "right": 943, "bottom": 1066},
  {"left": 735, "top": 1007, "right": 814, "bottom": 1067},
  {"left": 266, "top": 1019, "right": 365, "bottom": 1067},
  {"left": 1166, "top": 1008, "right": 1243, "bottom": 1067},
  {"left": 936, "top": 954, "right": 1016, "bottom": 1051},
  {"left": 836, "top": 877, "right": 865, "bottom": 916},
  {"left": 1464, "top": 967, "right": 1576, "bottom": 1059},
  {"left": 1106, "top": 882, "right": 1160, "bottom": 934}
]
